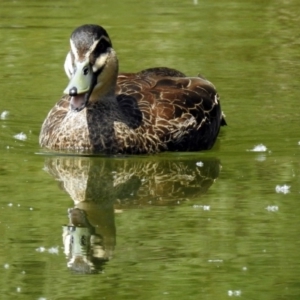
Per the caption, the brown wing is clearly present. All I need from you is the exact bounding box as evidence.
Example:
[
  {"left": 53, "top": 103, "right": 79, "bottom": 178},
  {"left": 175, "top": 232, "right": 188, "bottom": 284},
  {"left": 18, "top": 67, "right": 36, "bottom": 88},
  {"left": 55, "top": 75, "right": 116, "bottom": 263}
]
[{"left": 116, "top": 68, "right": 223, "bottom": 151}]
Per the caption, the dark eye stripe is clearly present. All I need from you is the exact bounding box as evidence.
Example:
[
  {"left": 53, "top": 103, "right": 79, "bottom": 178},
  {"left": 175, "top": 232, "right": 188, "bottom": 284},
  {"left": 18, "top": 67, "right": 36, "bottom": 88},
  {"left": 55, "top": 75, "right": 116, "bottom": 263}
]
[
  {"left": 94, "top": 39, "right": 111, "bottom": 55},
  {"left": 90, "top": 38, "right": 111, "bottom": 64}
]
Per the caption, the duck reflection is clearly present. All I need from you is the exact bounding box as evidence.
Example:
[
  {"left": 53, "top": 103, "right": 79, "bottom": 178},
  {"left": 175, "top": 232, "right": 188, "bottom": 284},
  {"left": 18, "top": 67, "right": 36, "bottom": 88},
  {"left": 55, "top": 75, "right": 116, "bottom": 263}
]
[{"left": 44, "top": 156, "right": 221, "bottom": 273}]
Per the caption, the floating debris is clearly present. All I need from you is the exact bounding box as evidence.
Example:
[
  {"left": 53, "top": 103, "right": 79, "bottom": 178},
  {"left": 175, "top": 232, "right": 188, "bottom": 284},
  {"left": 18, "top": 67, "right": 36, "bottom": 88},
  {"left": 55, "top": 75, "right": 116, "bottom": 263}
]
[
  {"left": 0, "top": 110, "right": 9, "bottom": 120},
  {"left": 265, "top": 205, "right": 279, "bottom": 212},
  {"left": 14, "top": 132, "right": 27, "bottom": 141},
  {"left": 36, "top": 246, "right": 59, "bottom": 254},
  {"left": 193, "top": 204, "right": 210, "bottom": 210},
  {"left": 275, "top": 185, "right": 290, "bottom": 194},
  {"left": 248, "top": 144, "right": 267, "bottom": 152},
  {"left": 208, "top": 259, "right": 223, "bottom": 263},
  {"left": 196, "top": 161, "right": 204, "bottom": 167},
  {"left": 228, "top": 290, "right": 242, "bottom": 297},
  {"left": 36, "top": 247, "right": 46, "bottom": 253},
  {"left": 48, "top": 247, "right": 59, "bottom": 254}
]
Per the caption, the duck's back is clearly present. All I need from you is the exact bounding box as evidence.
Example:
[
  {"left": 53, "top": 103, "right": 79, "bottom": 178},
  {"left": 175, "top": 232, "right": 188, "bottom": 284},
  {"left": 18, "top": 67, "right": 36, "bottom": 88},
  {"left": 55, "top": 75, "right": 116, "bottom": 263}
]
[{"left": 115, "top": 67, "right": 225, "bottom": 153}]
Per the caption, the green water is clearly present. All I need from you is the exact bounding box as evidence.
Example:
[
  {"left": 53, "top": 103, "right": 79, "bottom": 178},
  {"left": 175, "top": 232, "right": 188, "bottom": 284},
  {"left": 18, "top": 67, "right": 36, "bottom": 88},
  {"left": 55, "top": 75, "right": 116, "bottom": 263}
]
[{"left": 1, "top": 0, "right": 300, "bottom": 299}]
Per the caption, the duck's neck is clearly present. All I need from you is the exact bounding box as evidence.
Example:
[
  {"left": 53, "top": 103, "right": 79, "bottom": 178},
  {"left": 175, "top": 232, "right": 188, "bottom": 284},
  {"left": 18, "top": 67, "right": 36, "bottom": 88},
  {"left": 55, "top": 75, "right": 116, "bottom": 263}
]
[{"left": 89, "top": 49, "right": 119, "bottom": 103}]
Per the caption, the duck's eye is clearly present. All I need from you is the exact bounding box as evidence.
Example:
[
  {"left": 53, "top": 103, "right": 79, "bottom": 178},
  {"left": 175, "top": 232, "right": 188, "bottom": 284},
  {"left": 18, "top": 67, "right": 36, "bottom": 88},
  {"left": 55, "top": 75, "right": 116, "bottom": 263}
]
[
  {"left": 83, "top": 66, "right": 89, "bottom": 75},
  {"left": 98, "top": 42, "right": 104, "bottom": 51}
]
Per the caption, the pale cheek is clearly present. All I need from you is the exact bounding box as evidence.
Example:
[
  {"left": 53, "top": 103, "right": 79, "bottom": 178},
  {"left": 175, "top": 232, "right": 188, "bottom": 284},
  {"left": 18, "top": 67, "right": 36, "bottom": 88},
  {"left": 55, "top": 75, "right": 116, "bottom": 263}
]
[
  {"left": 93, "top": 53, "right": 108, "bottom": 72},
  {"left": 64, "top": 52, "right": 74, "bottom": 79}
]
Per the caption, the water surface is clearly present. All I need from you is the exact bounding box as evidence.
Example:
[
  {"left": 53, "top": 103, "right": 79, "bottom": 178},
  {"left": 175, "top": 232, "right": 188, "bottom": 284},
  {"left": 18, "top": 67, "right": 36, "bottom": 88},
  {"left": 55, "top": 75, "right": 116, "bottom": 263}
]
[{"left": 1, "top": 0, "right": 300, "bottom": 299}]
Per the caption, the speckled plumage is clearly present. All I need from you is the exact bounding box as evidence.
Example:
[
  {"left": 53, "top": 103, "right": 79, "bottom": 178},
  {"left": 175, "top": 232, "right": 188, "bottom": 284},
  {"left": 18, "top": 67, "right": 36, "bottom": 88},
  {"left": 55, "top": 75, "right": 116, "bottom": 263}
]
[{"left": 39, "top": 25, "right": 226, "bottom": 154}]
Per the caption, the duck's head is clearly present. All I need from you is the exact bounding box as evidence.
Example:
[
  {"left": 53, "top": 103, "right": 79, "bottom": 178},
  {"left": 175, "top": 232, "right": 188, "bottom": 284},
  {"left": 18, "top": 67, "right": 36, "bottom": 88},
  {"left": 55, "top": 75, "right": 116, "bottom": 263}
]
[{"left": 64, "top": 24, "right": 118, "bottom": 112}]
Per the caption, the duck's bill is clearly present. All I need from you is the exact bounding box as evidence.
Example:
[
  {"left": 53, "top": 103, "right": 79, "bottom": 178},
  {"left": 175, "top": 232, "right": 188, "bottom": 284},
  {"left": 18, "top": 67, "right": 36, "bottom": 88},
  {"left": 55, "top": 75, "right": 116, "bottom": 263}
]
[{"left": 64, "top": 60, "right": 93, "bottom": 111}]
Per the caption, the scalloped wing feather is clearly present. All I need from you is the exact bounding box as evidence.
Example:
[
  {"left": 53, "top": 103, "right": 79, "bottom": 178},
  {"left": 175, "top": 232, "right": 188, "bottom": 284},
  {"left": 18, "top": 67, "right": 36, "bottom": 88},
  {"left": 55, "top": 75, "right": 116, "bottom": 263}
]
[{"left": 115, "top": 72, "right": 223, "bottom": 153}]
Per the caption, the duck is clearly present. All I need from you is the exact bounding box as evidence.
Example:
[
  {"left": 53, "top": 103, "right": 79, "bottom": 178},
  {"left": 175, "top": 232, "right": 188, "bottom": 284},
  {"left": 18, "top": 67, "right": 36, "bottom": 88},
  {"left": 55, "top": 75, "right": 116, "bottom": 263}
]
[{"left": 39, "top": 24, "right": 226, "bottom": 154}]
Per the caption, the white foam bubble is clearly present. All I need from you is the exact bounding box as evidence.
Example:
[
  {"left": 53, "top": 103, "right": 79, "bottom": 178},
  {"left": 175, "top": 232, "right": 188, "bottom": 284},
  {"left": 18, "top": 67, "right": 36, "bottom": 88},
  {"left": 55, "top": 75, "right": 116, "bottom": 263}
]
[
  {"left": 0, "top": 110, "right": 9, "bottom": 120},
  {"left": 14, "top": 132, "right": 27, "bottom": 141},
  {"left": 48, "top": 247, "right": 59, "bottom": 254},
  {"left": 36, "top": 247, "right": 46, "bottom": 253},
  {"left": 266, "top": 205, "right": 279, "bottom": 212},
  {"left": 193, "top": 204, "right": 210, "bottom": 210},
  {"left": 248, "top": 144, "right": 267, "bottom": 152},
  {"left": 228, "top": 290, "right": 242, "bottom": 296},
  {"left": 275, "top": 185, "right": 290, "bottom": 194}
]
